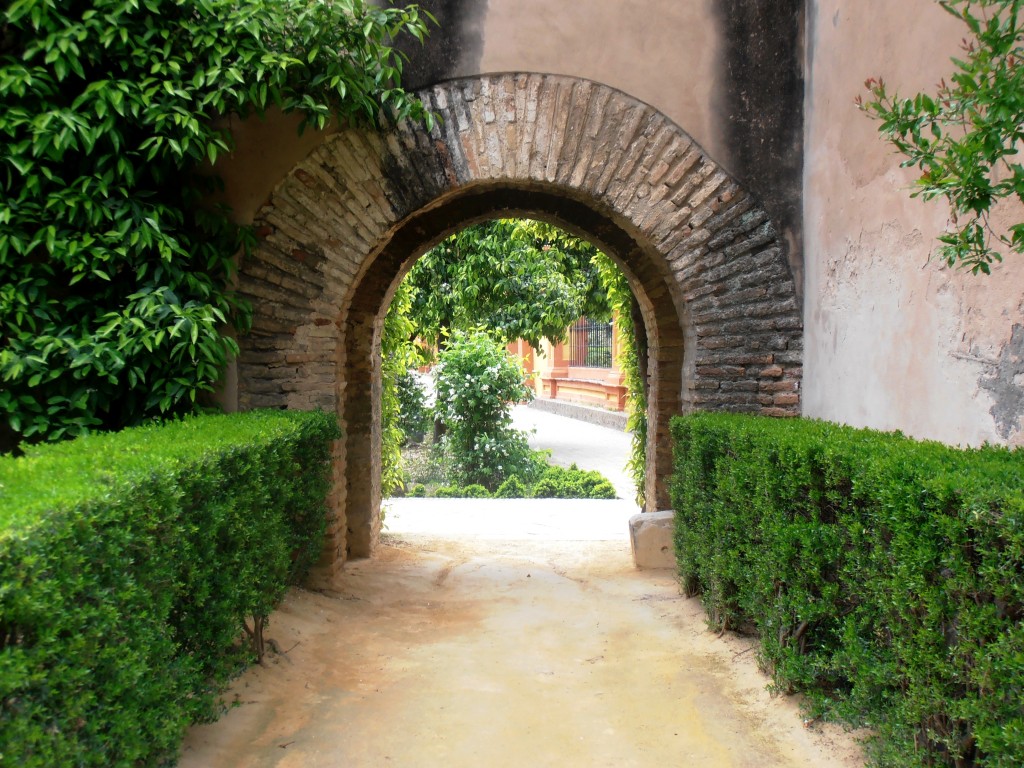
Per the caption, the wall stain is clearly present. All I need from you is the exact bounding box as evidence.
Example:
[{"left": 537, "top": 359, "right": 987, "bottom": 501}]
[
  {"left": 394, "top": 0, "right": 488, "bottom": 90},
  {"left": 980, "top": 323, "right": 1024, "bottom": 440},
  {"left": 711, "top": 0, "right": 805, "bottom": 294}
]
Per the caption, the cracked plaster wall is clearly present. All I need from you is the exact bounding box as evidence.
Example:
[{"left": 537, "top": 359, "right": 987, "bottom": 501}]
[{"left": 804, "top": 0, "right": 1024, "bottom": 447}]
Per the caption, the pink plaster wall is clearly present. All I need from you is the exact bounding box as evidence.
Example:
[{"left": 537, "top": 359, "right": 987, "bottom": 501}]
[
  {"left": 478, "top": 0, "right": 722, "bottom": 163},
  {"left": 803, "top": 0, "right": 1024, "bottom": 447}
]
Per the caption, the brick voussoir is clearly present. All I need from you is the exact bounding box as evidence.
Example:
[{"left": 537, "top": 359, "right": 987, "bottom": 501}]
[
  {"left": 608, "top": 118, "right": 672, "bottom": 208},
  {"left": 570, "top": 85, "right": 615, "bottom": 189},
  {"left": 700, "top": 246, "right": 785, "bottom": 287},
  {"left": 554, "top": 80, "right": 593, "bottom": 184},
  {"left": 706, "top": 207, "right": 769, "bottom": 249},
  {"left": 238, "top": 276, "right": 310, "bottom": 311},
  {"left": 723, "top": 222, "right": 778, "bottom": 259},
  {"left": 247, "top": 260, "right": 325, "bottom": 301},
  {"left": 692, "top": 297, "right": 798, "bottom": 325}
]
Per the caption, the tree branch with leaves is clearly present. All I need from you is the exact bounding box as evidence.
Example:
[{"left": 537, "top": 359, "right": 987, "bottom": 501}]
[
  {"left": 0, "top": 0, "right": 433, "bottom": 446},
  {"left": 858, "top": 0, "right": 1024, "bottom": 274}
]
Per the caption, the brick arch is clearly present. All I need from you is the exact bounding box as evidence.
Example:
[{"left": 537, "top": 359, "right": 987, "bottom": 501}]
[{"left": 238, "top": 74, "right": 802, "bottom": 579}]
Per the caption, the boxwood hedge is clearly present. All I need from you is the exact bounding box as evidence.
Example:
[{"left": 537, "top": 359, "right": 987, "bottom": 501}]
[
  {"left": 670, "top": 412, "right": 1023, "bottom": 768},
  {"left": 0, "top": 409, "right": 340, "bottom": 767}
]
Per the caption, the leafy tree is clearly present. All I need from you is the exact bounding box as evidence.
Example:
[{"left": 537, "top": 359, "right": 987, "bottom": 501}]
[
  {"left": 383, "top": 218, "right": 648, "bottom": 497},
  {"left": 0, "top": 0, "right": 432, "bottom": 446},
  {"left": 405, "top": 219, "right": 612, "bottom": 350},
  {"left": 859, "top": 0, "right": 1024, "bottom": 273}
]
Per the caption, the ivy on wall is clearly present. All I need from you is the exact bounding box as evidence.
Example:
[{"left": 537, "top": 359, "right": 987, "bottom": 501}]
[
  {"left": 594, "top": 253, "right": 647, "bottom": 507},
  {"left": 0, "top": 0, "right": 432, "bottom": 445}
]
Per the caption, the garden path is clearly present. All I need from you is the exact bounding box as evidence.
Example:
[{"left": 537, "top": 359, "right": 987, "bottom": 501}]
[{"left": 177, "top": 411, "right": 866, "bottom": 768}]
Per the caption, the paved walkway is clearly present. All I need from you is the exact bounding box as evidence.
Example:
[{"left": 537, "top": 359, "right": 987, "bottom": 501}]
[
  {"left": 511, "top": 403, "right": 637, "bottom": 503},
  {"left": 179, "top": 537, "right": 864, "bottom": 768},
  {"left": 177, "top": 409, "right": 866, "bottom": 767}
]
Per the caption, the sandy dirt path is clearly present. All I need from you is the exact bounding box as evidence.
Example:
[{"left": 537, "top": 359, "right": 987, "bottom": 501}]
[{"left": 178, "top": 532, "right": 865, "bottom": 768}]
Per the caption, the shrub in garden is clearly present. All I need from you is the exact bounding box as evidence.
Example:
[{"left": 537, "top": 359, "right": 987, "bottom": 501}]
[
  {"left": 459, "top": 484, "right": 491, "bottom": 498},
  {"left": 494, "top": 475, "right": 529, "bottom": 498},
  {"left": 408, "top": 483, "right": 427, "bottom": 497},
  {"left": 432, "top": 330, "right": 538, "bottom": 490},
  {"left": 409, "top": 461, "right": 618, "bottom": 499},
  {"left": 532, "top": 463, "right": 618, "bottom": 499},
  {"left": 670, "top": 412, "right": 1024, "bottom": 768},
  {"left": 0, "top": 410, "right": 339, "bottom": 767}
]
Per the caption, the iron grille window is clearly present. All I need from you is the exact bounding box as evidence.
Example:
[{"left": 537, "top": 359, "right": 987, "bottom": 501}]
[{"left": 567, "top": 318, "right": 613, "bottom": 368}]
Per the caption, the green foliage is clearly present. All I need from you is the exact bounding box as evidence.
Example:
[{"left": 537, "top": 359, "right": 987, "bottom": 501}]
[
  {"left": 594, "top": 253, "right": 647, "bottom": 506},
  {"left": 493, "top": 474, "right": 529, "bottom": 498},
  {"left": 458, "top": 483, "right": 491, "bottom": 498},
  {"left": 859, "top": 0, "right": 1024, "bottom": 273},
  {"left": 395, "top": 369, "right": 431, "bottom": 440},
  {"left": 380, "top": 280, "right": 426, "bottom": 495},
  {"left": 389, "top": 219, "right": 647, "bottom": 502},
  {"left": 0, "top": 0, "right": 432, "bottom": 445},
  {"left": 531, "top": 463, "right": 618, "bottom": 499},
  {"left": 670, "top": 412, "right": 1024, "bottom": 767},
  {"left": 405, "top": 218, "right": 611, "bottom": 349},
  {"left": 432, "top": 329, "right": 538, "bottom": 490},
  {"left": 402, "top": 447, "right": 619, "bottom": 499},
  {"left": 0, "top": 409, "right": 340, "bottom": 767},
  {"left": 409, "top": 482, "right": 491, "bottom": 498}
]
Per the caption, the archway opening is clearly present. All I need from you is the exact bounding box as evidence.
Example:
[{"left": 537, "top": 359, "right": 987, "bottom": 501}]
[
  {"left": 235, "top": 74, "right": 802, "bottom": 581},
  {"left": 342, "top": 185, "right": 685, "bottom": 560},
  {"left": 379, "top": 216, "right": 648, "bottom": 510}
]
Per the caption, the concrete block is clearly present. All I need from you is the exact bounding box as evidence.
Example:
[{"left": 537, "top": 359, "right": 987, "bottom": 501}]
[{"left": 629, "top": 510, "right": 676, "bottom": 569}]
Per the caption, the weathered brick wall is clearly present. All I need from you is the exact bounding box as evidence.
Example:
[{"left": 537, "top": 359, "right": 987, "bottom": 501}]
[{"left": 237, "top": 74, "right": 802, "bottom": 578}]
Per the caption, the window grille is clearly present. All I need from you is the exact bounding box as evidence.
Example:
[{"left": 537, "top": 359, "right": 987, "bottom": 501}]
[{"left": 567, "top": 318, "right": 613, "bottom": 368}]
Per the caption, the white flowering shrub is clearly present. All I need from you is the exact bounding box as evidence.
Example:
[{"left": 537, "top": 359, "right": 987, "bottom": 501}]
[{"left": 432, "top": 330, "right": 541, "bottom": 489}]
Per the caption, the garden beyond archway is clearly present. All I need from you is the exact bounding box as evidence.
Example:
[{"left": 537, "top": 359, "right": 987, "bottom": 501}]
[{"left": 236, "top": 74, "right": 802, "bottom": 580}]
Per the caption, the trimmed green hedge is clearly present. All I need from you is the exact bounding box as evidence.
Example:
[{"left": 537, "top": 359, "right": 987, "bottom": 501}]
[
  {"left": 670, "top": 413, "right": 1024, "bottom": 768},
  {"left": 0, "top": 409, "right": 340, "bottom": 767},
  {"left": 412, "top": 462, "right": 617, "bottom": 499},
  {"left": 531, "top": 463, "right": 617, "bottom": 499}
]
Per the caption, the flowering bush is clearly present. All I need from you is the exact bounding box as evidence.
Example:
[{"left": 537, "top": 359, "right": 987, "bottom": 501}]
[{"left": 432, "top": 330, "right": 540, "bottom": 489}]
